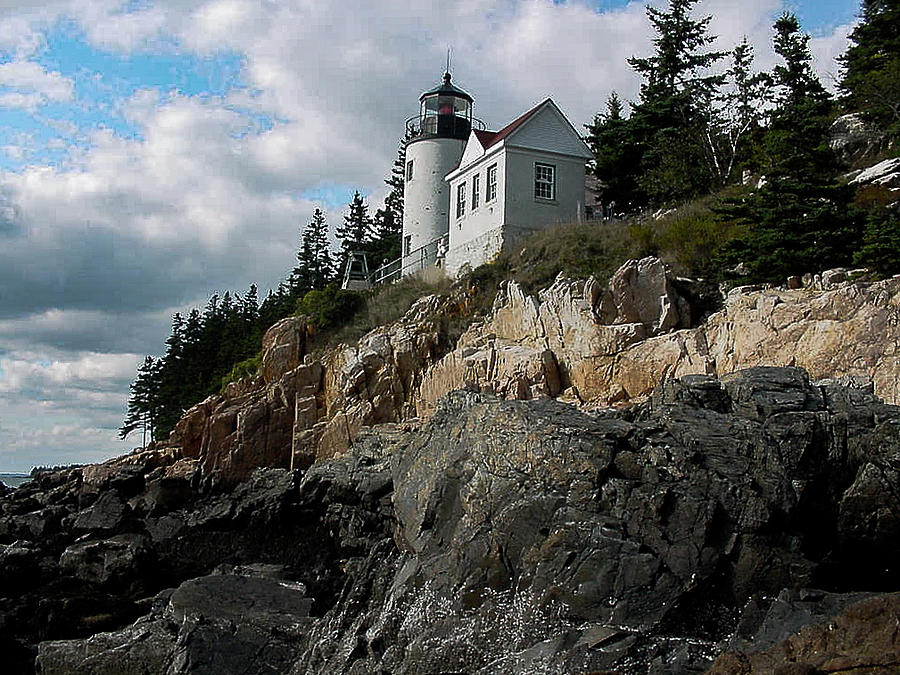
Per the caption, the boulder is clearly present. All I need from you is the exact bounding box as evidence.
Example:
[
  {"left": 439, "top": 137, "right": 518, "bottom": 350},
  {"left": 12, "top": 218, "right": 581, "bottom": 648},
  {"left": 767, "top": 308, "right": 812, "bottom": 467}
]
[
  {"left": 418, "top": 259, "right": 691, "bottom": 414},
  {"left": 58, "top": 533, "right": 151, "bottom": 586},
  {"left": 849, "top": 156, "right": 900, "bottom": 189},
  {"left": 8, "top": 369, "right": 900, "bottom": 673},
  {"left": 80, "top": 449, "right": 176, "bottom": 495},
  {"left": 72, "top": 492, "right": 128, "bottom": 532},
  {"left": 37, "top": 570, "right": 314, "bottom": 675},
  {"left": 261, "top": 316, "right": 310, "bottom": 384},
  {"left": 600, "top": 256, "right": 690, "bottom": 330},
  {"left": 296, "top": 368, "right": 900, "bottom": 674},
  {"left": 830, "top": 113, "right": 885, "bottom": 163}
]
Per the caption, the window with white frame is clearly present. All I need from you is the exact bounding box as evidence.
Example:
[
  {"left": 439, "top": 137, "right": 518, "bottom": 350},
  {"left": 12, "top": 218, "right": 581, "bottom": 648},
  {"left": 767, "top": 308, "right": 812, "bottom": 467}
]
[
  {"left": 456, "top": 182, "right": 466, "bottom": 218},
  {"left": 534, "top": 162, "right": 555, "bottom": 200},
  {"left": 471, "top": 173, "right": 480, "bottom": 209},
  {"left": 406, "top": 160, "right": 413, "bottom": 181},
  {"left": 486, "top": 164, "right": 497, "bottom": 202}
]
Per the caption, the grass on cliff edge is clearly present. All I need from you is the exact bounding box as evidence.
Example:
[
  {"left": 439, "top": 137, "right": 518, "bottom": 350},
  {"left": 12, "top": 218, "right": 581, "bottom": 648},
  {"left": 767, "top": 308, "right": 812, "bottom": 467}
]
[
  {"left": 473, "top": 194, "right": 744, "bottom": 295},
  {"left": 219, "top": 196, "right": 742, "bottom": 390},
  {"left": 313, "top": 267, "right": 456, "bottom": 352}
]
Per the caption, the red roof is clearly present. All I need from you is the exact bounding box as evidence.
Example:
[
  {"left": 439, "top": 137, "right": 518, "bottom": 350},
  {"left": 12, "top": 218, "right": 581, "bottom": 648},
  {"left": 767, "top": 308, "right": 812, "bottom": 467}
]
[
  {"left": 473, "top": 129, "right": 497, "bottom": 148},
  {"left": 476, "top": 98, "right": 550, "bottom": 150}
]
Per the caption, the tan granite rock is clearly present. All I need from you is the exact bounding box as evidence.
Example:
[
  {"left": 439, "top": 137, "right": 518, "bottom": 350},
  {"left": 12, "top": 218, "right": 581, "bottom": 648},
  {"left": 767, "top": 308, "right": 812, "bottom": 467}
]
[{"left": 162, "top": 258, "right": 900, "bottom": 485}]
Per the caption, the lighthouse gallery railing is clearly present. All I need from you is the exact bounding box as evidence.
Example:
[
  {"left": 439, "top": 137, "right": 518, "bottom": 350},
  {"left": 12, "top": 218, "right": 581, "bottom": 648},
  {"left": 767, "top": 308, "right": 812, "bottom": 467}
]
[{"left": 370, "top": 234, "right": 448, "bottom": 286}]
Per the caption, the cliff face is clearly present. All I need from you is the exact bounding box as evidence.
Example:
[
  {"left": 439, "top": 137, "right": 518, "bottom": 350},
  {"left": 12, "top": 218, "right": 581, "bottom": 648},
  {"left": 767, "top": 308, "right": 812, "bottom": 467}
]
[
  {"left": 161, "top": 258, "right": 900, "bottom": 486},
  {"left": 5, "top": 252, "right": 900, "bottom": 671},
  {"left": 13, "top": 367, "right": 900, "bottom": 674}
]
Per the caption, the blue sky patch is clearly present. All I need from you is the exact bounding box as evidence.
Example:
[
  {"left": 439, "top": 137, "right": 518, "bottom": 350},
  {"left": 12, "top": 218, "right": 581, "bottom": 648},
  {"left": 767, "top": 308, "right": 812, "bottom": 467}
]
[
  {"left": 301, "top": 183, "right": 367, "bottom": 212},
  {"left": 0, "top": 20, "right": 256, "bottom": 172}
]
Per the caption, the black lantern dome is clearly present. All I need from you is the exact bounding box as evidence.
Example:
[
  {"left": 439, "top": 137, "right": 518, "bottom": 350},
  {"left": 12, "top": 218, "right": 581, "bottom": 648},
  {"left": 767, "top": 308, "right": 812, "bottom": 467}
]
[{"left": 408, "top": 72, "right": 482, "bottom": 141}]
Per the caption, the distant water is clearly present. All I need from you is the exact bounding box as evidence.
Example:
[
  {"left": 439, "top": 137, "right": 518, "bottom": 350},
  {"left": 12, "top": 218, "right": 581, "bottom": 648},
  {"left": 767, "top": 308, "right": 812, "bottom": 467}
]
[{"left": 0, "top": 473, "right": 31, "bottom": 488}]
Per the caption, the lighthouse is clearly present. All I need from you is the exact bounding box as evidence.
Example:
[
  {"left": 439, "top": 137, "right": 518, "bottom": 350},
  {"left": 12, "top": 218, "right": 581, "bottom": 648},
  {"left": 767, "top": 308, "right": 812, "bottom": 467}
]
[{"left": 401, "top": 72, "right": 480, "bottom": 275}]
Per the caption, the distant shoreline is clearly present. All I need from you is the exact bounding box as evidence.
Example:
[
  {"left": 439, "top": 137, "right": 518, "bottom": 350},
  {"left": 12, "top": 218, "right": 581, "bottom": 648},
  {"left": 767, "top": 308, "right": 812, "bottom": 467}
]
[{"left": 0, "top": 473, "right": 31, "bottom": 488}]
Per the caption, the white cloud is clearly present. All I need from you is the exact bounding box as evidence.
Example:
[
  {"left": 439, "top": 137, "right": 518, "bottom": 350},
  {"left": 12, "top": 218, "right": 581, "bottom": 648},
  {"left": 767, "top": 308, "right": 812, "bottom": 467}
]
[
  {"left": 0, "top": 91, "right": 45, "bottom": 111},
  {"left": 811, "top": 21, "right": 855, "bottom": 92},
  {"left": 0, "top": 60, "right": 74, "bottom": 110},
  {"left": 0, "top": 351, "right": 139, "bottom": 396}
]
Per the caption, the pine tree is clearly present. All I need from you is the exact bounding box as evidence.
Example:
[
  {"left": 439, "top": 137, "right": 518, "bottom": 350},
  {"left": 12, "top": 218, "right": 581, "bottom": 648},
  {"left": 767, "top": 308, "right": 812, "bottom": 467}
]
[
  {"left": 369, "top": 133, "right": 410, "bottom": 267},
  {"left": 120, "top": 356, "right": 162, "bottom": 444},
  {"left": 385, "top": 130, "right": 411, "bottom": 224},
  {"left": 627, "top": 0, "right": 727, "bottom": 204},
  {"left": 335, "top": 191, "right": 373, "bottom": 266},
  {"left": 766, "top": 13, "right": 833, "bottom": 183},
  {"left": 292, "top": 208, "right": 334, "bottom": 291},
  {"left": 585, "top": 92, "right": 644, "bottom": 213},
  {"left": 240, "top": 284, "right": 259, "bottom": 324},
  {"left": 839, "top": 0, "right": 900, "bottom": 128},
  {"left": 717, "top": 13, "right": 858, "bottom": 282}
]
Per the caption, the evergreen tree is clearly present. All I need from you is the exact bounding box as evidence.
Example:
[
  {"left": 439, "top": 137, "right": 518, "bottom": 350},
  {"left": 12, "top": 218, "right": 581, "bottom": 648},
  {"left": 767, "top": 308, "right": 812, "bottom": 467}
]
[
  {"left": 370, "top": 131, "right": 411, "bottom": 267},
  {"left": 370, "top": 207, "right": 402, "bottom": 267},
  {"left": 585, "top": 92, "right": 644, "bottom": 213},
  {"left": 240, "top": 284, "right": 259, "bottom": 324},
  {"left": 119, "top": 356, "right": 162, "bottom": 444},
  {"left": 385, "top": 130, "right": 411, "bottom": 223},
  {"left": 627, "top": 0, "right": 727, "bottom": 204},
  {"left": 717, "top": 14, "right": 858, "bottom": 282},
  {"left": 766, "top": 13, "right": 833, "bottom": 183},
  {"left": 292, "top": 208, "right": 334, "bottom": 291},
  {"left": 123, "top": 278, "right": 311, "bottom": 441},
  {"left": 335, "top": 190, "right": 373, "bottom": 267},
  {"left": 839, "top": 0, "right": 900, "bottom": 128},
  {"left": 855, "top": 207, "right": 900, "bottom": 274}
]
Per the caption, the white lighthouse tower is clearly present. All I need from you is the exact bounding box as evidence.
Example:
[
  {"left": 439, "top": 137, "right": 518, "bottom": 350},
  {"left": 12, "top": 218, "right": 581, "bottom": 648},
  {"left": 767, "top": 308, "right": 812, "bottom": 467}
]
[{"left": 401, "top": 73, "right": 480, "bottom": 275}]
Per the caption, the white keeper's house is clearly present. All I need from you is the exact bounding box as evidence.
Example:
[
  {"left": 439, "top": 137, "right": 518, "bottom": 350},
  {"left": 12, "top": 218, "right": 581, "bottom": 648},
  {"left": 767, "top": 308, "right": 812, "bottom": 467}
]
[{"left": 400, "top": 72, "right": 593, "bottom": 278}]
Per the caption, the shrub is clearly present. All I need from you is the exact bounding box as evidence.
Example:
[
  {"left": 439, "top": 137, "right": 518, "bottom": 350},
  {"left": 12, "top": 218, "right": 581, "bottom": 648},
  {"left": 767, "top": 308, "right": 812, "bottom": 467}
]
[
  {"left": 295, "top": 285, "right": 364, "bottom": 331},
  {"left": 654, "top": 198, "right": 745, "bottom": 278},
  {"left": 219, "top": 352, "right": 262, "bottom": 391},
  {"left": 310, "top": 272, "right": 456, "bottom": 351}
]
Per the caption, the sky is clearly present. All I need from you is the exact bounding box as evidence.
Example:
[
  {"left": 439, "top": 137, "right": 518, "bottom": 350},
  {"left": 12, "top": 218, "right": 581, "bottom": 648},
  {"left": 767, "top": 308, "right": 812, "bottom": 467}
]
[{"left": 0, "top": 0, "right": 861, "bottom": 472}]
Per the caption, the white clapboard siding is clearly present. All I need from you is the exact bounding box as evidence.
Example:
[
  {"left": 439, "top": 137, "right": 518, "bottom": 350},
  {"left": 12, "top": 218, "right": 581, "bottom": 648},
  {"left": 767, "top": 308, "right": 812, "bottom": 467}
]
[
  {"left": 505, "top": 103, "right": 592, "bottom": 159},
  {"left": 456, "top": 132, "right": 487, "bottom": 173}
]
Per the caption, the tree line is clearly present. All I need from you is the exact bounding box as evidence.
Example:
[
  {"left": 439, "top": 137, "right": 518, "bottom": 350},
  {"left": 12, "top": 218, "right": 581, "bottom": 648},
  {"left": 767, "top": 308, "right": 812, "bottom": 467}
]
[
  {"left": 120, "top": 136, "right": 409, "bottom": 443},
  {"left": 585, "top": 0, "right": 899, "bottom": 281}
]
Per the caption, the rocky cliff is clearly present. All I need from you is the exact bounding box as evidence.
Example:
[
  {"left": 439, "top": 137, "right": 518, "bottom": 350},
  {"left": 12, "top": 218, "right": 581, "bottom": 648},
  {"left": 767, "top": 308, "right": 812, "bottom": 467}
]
[
  {"left": 3, "top": 261, "right": 900, "bottom": 673},
  {"left": 2, "top": 367, "right": 898, "bottom": 673},
  {"left": 159, "top": 258, "right": 900, "bottom": 486}
]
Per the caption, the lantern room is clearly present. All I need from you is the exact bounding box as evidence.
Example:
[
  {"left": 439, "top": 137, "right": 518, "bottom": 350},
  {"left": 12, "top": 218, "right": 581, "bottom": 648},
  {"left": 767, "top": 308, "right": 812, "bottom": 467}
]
[{"left": 410, "top": 72, "right": 480, "bottom": 140}]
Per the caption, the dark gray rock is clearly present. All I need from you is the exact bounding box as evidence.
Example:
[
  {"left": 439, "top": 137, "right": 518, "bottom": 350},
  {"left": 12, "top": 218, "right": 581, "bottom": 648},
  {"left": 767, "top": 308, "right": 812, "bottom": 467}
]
[
  {"left": 0, "top": 541, "right": 41, "bottom": 591},
  {"left": 722, "top": 366, "right": 824, "bottom": 420},
  {"left": 7, "top": 367, "right": 900, "bottom": 674},
  {"left": 726, "top": 588, "right": 875, "bottom": 655},
  {"left": 72, "top": 492, "right": 128, "bottom": 532},
  {"left": 36, "top": 571, "right": 314, "bottom": 675},
  {"left": 58, "top": 533, "right": 151, "bottom": 586},
  {"left": 293, "top": 367, "right": 900, "bottom": 674}
]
